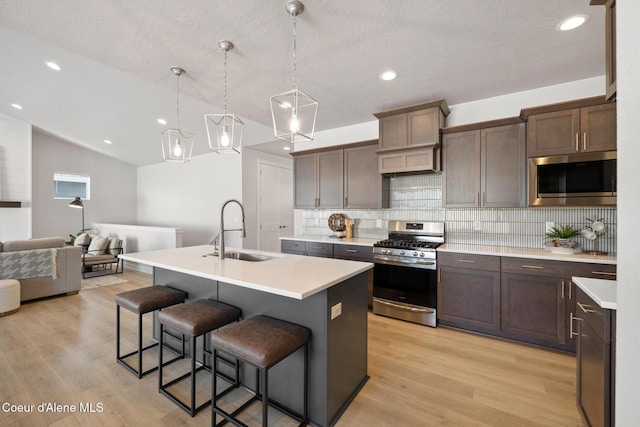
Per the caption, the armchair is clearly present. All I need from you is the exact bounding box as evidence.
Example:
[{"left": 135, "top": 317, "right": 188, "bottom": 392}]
[{"left": 81, "top": 236, "right": 124, "bottom": 279}]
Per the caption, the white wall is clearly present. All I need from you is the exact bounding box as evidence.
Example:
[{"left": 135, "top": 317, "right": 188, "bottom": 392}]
[
  {"left": 241, "top": 147, "right": 293, "bottom": 250},
  {"left": 0, "top": 113, "right": 31, "bottom": 241},
  {"left": 31, "top": 129, "right": 137, "bottom": 239},
  {"left": 137, "top": 151, "right": 243, "bottom": 248},
  {"left": 614, "top": 1, "right": 640, "bottom": 422}
]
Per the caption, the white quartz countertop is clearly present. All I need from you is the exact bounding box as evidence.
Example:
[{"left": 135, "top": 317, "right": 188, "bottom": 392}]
[
  {"left": 120, "top": 245, "right": 372, "bottom": 300},
  {"left": 573, "top": 276, "right": 617, "bottom": 310},
  {"left": 280, "top": 235, "right": 379, "bottom": 247},
  {"left": 438, "top": 243, "right": 617, "bottom": 265}
]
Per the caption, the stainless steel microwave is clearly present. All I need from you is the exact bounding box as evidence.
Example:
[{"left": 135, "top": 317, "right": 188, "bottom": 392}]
[{"left": 528, "top": 151, "right": 617, "bottom": 206}]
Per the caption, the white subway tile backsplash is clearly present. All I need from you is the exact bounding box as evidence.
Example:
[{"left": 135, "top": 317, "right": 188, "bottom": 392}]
[{"left": 299, "top": 174, "right": 618, "bottom": 253}]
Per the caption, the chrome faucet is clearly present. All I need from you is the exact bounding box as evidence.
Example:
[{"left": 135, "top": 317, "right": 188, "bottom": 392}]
[{"left": 219, "top": 199, "right": 246, "bottom": 259}]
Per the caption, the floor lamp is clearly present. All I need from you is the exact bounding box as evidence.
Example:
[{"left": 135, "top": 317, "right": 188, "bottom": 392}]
[{"left": 68, "top": 196, "right": 85, "bottom": 231}]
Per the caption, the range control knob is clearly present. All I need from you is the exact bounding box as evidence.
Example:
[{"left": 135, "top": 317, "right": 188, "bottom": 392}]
[
  {"left": 420, "top": 252, "right": 425, "bottom": 257},
  {"left": 399, "top": 250, "right": 405, "bottom": 256},
  {"left": 413, "top": 251, "right": 418, "bottom": 257}
]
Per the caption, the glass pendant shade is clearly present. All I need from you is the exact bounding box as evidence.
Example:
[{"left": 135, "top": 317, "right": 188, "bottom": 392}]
[
  {"left": 205, "top": 113, "right": 243, "bottom": 154},
  {"left": 271, "top": 0, "right": 318, "bottom": 144},
  {"left": 270, "top": 87, "right": 318, "bottom": 143},
  {"left": 161, "top": 67, "right": 194, "bottom": 162},
  {"left": 161, "top": 128, "right": 195, "bottom": 162}
]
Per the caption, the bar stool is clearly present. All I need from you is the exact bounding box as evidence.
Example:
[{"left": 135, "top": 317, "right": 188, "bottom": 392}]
[
  {"left": 115, "top": 286, "right": 187, "bottom": 378},
  {"left": 158, "top": 299, "right": 242, "bottom": 416},
  {"left": 210, "top": 315, "right": 310, "bottom": 427}
]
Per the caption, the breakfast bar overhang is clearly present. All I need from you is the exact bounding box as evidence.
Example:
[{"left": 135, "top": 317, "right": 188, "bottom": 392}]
[{"left": 120, "top": 245, "right": 371, "bottom": 427}]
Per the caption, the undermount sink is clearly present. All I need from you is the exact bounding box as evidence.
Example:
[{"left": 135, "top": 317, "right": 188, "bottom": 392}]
[{"left": 203, "top": 251, "right": 275, "bottom": 262}]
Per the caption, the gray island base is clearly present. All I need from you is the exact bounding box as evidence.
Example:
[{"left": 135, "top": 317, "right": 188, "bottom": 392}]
[{"left": 153, "top": 266, "right": 369, "bottom": 426}]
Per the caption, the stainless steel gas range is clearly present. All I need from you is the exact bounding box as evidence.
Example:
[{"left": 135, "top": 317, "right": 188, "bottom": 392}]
[{"left": 372, "top": 221, "right": 444, "bottom": 327}]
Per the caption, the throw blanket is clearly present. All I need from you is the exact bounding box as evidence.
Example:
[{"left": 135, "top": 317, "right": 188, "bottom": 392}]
[{"left": 0, "top": 248, "right": 59, "bottom": 280}]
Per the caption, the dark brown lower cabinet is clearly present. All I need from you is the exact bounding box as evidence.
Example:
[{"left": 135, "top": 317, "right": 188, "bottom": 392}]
[
  {"left": 500, "top": 273, "right": 566, "bottom": 346},
  {"left": 438, "top": 267, "right": 500, "bottom": 331},
  {"left": 576, "top": 286, "right": 615, "bottom": 427}
]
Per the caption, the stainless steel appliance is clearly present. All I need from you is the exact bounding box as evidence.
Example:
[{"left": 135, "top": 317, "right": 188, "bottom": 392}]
[
  {"left": 372, "top": 221, "right": 444, "bottom": 327},
  {"left": 529, "top": 151, "right": 617, "bottom": 206}
]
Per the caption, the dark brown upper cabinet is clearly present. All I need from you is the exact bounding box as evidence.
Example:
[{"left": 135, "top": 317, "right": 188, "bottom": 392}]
[
  {"left": 292, "top": 141, "right": 388, "bottom": 209},
  {"left": 524, "top": 97, "right": 616, "bottom": 157},
  {"left": 374, "top": 100, "right": 449, "bottom": 174},
  {"left": 591, "top": 0, "right": 616, "bottom": 100},
  {"left": 442, "top": 118, "right": 526, "bottom": 208}
]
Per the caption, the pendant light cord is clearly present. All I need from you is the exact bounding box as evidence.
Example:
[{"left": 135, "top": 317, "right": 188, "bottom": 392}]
[
  {"left": 175, "top": 72, "right": 181, "bottom": 130},
  {"left": 223, "top": 47, "right": 228, "bottom": 115},
  {"left": 292, "top": 14, "right": 297, "bottom": 89}
]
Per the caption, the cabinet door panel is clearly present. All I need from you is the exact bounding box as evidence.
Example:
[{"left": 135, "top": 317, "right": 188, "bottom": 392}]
[
  {"left": 379, "top": 114, "right": 407, "bottom": 149},
  {"left": 438, "top": 267, "right": 500, "bottom": 331},
  {"left": 408, "top": 109, "right": 439, "bottom": 146},
  {"left": 317, "top": 150, "right": 343, "bottom": 208},
  {"left": 442, "top": 130, "right": 481, "bottom": 207},
  {"left": 581, "top": 103, "right": 617, "bottom": 152},
  {"left": 527, "top": 109, "right": 580, "bottom": 157},
  {"left": 344, "top": 144, "right": 382, "bottom": 208},
  {"left": 501, "top": 273, "right": 566, "bottom": 345},
  {"left": 294, "top": 153, "right": 317, "bottom": 208},
  {"left": 577, "top": 319, "right": 608, "bottom": 427},
  {"left": 481, "top": 123, "right": 526, "bottom": 207}
]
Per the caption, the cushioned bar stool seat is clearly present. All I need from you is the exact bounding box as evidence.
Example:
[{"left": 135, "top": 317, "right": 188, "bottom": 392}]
[
  {"left": 210, "top": 315, "right": 311, "bottom": 427},
  {"left": 115, "top": 286, "right": 187, "bottom": 378},
  {"left": 159, "top": 299, "right": 242, "bottom": 417},
  {"left": 0, "top": 280, "right": 20, "bottom": 317}
]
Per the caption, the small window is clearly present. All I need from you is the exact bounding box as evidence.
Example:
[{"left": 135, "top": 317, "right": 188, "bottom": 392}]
[{"left": 53, "top": 172, "right": 90, "bottom": 200}]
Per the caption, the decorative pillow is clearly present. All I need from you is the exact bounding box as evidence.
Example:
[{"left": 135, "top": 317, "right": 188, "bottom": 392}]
[
  {"left": 74, "top": 233, "right": 91, "bottom": 247},
  {"left": 87, "top": 236, "right": 109, "bottom": 255},
  {"left": 108, "top": 238, "right": 122, "bottom": 256}
]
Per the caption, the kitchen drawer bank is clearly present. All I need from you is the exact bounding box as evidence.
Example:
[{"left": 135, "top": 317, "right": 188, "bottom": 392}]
[
  {"left": 437, "top": 244, "right": 616, "bottom": 352},
  {"left": 281, "top": 236, "right": 377, "bottom": 307}
]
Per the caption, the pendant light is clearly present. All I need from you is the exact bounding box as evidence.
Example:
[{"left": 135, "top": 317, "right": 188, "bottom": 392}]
[
  {"left": 161, "top": 67, "right": 194, "bottom": 162},
  {"left": 205, "top": 40, "right": 244, "bottom": 154},
  {"left": 270, "top": 0, "right": 318, "bottom": 143}
]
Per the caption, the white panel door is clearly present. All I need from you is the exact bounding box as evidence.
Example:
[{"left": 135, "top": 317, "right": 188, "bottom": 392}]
[{"left": 258, "top": 162, "right": 293, "bottom": 252}]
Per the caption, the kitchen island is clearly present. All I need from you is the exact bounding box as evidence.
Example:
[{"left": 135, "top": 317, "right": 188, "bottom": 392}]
[{"left": 120, "top": 245, "right": 372, "bottom": 427}]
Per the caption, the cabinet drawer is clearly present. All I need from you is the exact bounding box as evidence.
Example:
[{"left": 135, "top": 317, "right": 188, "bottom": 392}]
[
  {"left": 501, "top": 257, "right": 566, "bottom": 278},
  {"left": 333, "top": 244, "right": 373, "bottom": 262},
  {"left": 567, "top": 262, "right": 617, "bottom": 280},
  {"left": 438, "top": 252, "right": 500, "bottom": 272},
  {"left": 280, "top": 240, "right": 305, "bottom": 254},
  {"left": 576, "top": 286, "right": 612, "bottom": 343},
  {"left": 305, "top": 242, "right": 334, "bottom": 257}
]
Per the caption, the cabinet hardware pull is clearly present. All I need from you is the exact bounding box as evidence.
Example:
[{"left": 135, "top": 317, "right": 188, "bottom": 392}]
[
  {"left": 477, "top": 192, "right": 480, "bottom": 205},
  {"left": 570, "top": 313, "right": 581, "bottom": 337},
  {"left": 577, "top": 302, "right": 596, "bottom": 314},
  {"left": 583, "top": 132, "right": 587, "bottom": 151},
  {"left": 438, "top": 268, "right": 441, "bottom": 283},
  {"left": 561, "top": 280, "right": 565, "bottom": 300},
  {"left": 312, "top": 246, "right": 323, "bottom": 249},
  {"left": 345, "top": 249, "right": 358, "bottom": 253},
  {"left": 374, "top": 298, "right": 435, "bottom": 314},
  {"left": 569, "top": 282, "right": 572, "bottom": 300},
  {"left": 344, "top": 197, "right": 348, "bottom": 206},
  {"left": 457, "top": 259, "right": 476, "bottom": 263},
  {"left": 522, "top": 265, "right": 544, "bottom": 269},
  {"left": 592, "top": 271, "right": 616, "bottom": 276},
  {"left": 482, "top": 192, "right": 486, "bottom": 206},
  {"left": 575, "top": 133, "right": 579, "bottom": 152}
]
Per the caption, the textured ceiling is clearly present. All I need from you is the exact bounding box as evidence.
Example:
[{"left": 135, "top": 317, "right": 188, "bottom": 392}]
[{"left": 0, "top": 0, "right": 604, "bottom": 166}]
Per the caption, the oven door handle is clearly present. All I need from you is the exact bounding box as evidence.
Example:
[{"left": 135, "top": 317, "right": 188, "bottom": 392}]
[
  {"left": 373, "top": 256, "right": 435, "bottom": 267},
  {"left": 374, "top": 298, "right": 435, "bottom": 314}
]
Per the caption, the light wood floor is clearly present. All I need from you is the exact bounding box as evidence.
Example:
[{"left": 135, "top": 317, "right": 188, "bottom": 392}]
[{"left": 0, "top": 269, "right": 583, "bottom": 426}]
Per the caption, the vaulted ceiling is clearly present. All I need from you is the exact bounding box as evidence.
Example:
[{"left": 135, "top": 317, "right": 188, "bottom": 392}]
[{"left": 0, "top": 1, "right": 604, "bottom": 166}]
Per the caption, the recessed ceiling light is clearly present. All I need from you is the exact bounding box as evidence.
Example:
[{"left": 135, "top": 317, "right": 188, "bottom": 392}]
[
  {"left": 557, "top": 14, "right": 590, "bottom": 31},
  {"left": 11, "top": 103, "right": 23, "bottom": 110},
  {"left": 379, "top": 70, "right": 397, "bottom": 81},
  {"left": 45, "top": 61, "right": 61, "bottom": 71},
  {"left": 157, "top": 118, "right": 167, "bottom": 125},
  {"left": 104, "top": 139, "right": 113, "bottom": 144},
  {"left": 282, "top": 146, "right": 292, "bottom": 151}
]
